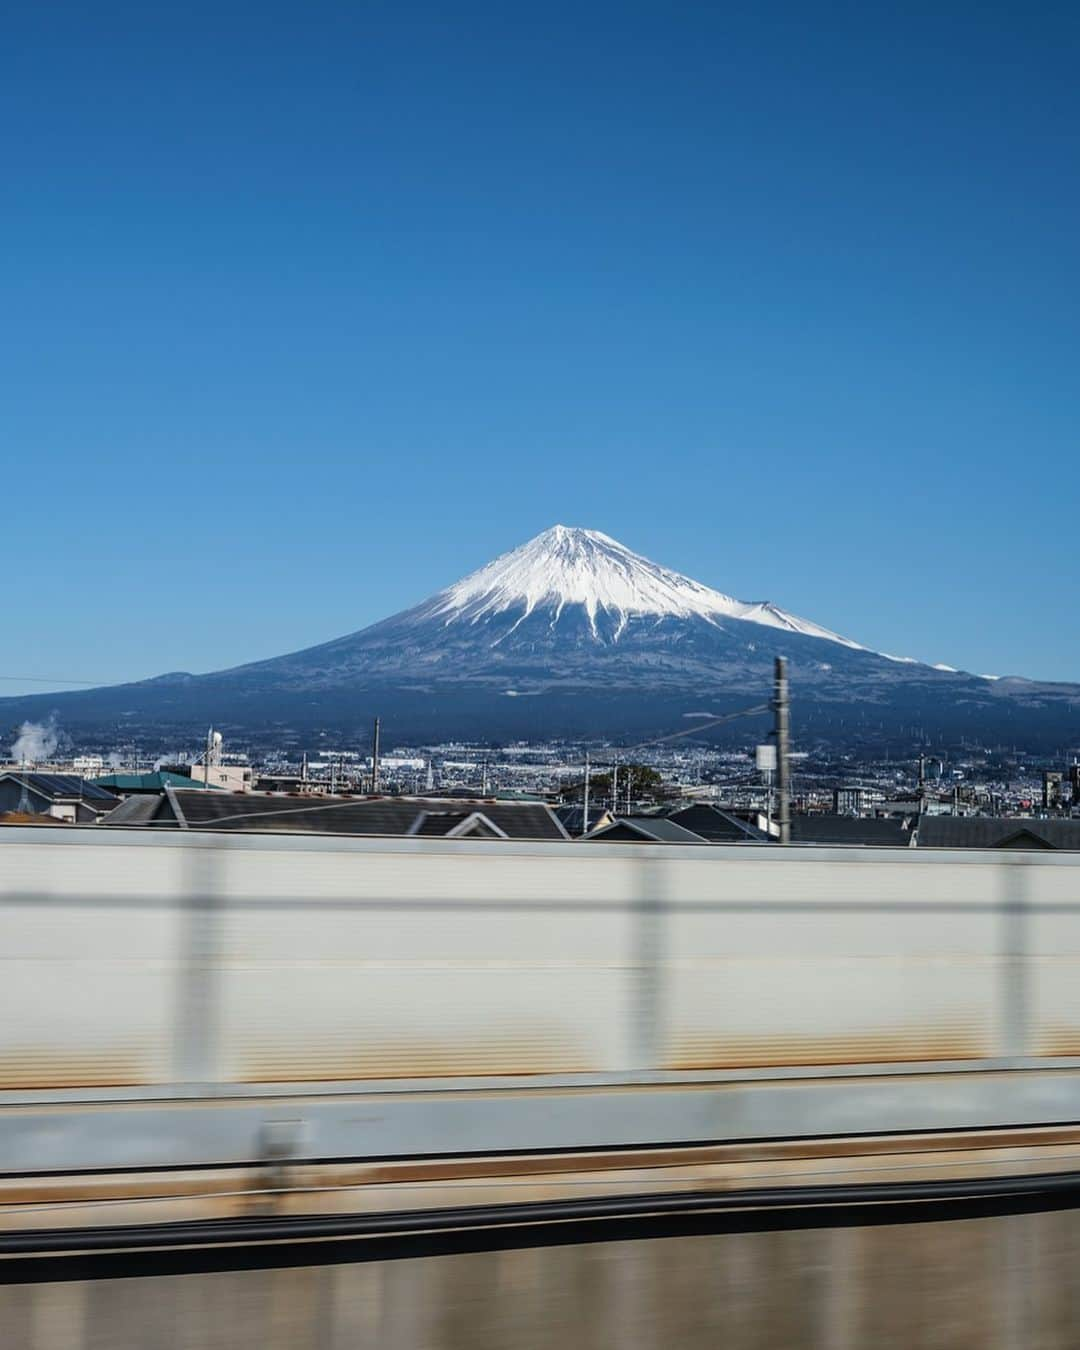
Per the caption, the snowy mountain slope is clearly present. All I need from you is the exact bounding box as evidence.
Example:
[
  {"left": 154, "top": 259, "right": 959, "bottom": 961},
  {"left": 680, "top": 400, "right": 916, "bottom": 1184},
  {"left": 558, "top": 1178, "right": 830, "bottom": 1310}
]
[
  {"left": 411, "top": 526, "right": 869, "bottom": 651},
  {"left": 2, "top": 526, "right": 1078, "bottom": 747}
]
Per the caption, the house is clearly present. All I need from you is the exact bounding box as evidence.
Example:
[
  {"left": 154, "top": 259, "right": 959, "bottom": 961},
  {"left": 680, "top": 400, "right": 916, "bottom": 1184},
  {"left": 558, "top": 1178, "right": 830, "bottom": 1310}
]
[
  {"left": 917, "top": 818, "right": 1080, "bottom": 851},
  {"left": 833, "top": 786, "right": 884, "bottom": 815},
  {"left": 92, "top": 771, "right": 219, "bottom": 797},
  {"left": 790, "top": 814, "right": 916, "bottom": 847},
  {"left": 665, "top": 804, "right": 771, "bottom": 843},
  {"left": 584, "top": 816, "right": 710, "bottom": 844},
  {"left": 101, "top": 789, "right": 569, "bottom": 840},
  {"left": 555, "top": 805, "right": 615, "bottom": 838},
  {"left": 186, "top": 762, "right": 253, "bottom": 792},
  {"left": 408, "top": 810, "right": 509, "bottom": 839},
  {"left": 0, "top": 773, "right": 118, "bottom": 824}
]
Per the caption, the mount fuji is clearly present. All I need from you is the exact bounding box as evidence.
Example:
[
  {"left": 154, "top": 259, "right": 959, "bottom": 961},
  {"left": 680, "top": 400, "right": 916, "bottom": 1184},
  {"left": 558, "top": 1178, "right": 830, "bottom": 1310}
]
[{"left": 5, "top": 526, "right": 1080, "bottom": 749}]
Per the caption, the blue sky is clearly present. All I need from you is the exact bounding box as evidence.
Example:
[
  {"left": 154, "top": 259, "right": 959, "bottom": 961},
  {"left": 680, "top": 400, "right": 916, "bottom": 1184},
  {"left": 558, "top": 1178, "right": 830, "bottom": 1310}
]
[{"left": 4, "top": 1, "right": 1079, "bottom": 694}]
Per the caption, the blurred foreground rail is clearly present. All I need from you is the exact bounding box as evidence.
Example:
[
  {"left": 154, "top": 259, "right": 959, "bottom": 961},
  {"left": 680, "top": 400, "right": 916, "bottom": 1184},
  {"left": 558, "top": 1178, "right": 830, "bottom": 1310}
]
[
  {"left": 5, "top": 1178, "right": 1080, "bottom": 1348},
  {"left": 6, "top": 828, "right": 1080, "bottom": 1344}
]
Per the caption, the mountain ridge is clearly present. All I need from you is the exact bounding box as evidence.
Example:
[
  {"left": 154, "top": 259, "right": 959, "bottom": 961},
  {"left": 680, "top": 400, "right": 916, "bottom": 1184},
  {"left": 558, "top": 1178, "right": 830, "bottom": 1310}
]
[{"left": 2, "top": 526, "right": 1078, "bottom": 750}]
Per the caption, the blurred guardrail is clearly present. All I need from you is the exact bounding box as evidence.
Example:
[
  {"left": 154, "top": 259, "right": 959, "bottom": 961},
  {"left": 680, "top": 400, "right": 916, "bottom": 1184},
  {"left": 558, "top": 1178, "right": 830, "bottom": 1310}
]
[{"left": 3, "top": 826, "right": 1080, "bottom": 1174}]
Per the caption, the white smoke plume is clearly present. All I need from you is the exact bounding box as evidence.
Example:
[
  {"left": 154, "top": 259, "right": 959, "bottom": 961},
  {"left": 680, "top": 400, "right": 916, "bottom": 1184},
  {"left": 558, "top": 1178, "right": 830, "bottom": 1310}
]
[
  {"left": 106, "top": 752, "right": 124, "bottom": 770},
  {"left": 151, "top": 754, "right": 190, "bottom": 771},
  {"left": 11, "top": 716, "right": 61, "bottom": 766}
]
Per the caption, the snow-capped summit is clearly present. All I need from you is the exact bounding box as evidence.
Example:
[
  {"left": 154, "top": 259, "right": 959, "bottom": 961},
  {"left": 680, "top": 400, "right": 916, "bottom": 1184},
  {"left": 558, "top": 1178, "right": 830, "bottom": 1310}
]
[{"left": 420, "top": 524, "right": 866, "bottom": 650}]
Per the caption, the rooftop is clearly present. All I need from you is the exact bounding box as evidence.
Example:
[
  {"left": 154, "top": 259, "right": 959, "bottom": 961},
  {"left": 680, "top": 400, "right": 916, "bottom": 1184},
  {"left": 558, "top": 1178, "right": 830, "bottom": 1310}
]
[
  {"left": 105, "top": 790, "right": 569, "bottom": 841},
  {"left": 0, "top": 773, "right": 118, "bottom": 803}
]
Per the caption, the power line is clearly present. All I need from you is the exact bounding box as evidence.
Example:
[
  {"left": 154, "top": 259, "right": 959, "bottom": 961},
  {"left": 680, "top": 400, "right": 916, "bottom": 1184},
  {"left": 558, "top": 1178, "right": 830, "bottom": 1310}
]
[{"left": 623, "top": 703, "right": 771, "bottom": 754}]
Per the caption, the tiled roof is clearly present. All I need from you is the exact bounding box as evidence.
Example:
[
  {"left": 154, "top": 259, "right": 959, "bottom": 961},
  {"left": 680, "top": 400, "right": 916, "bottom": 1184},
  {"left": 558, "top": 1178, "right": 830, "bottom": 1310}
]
[
  {"left": 555, "top": 805, "right": 615, "bottom": 834},
  {"left": 410, "top": 810, "right": 507, "bottom": 838},
  {"left": 667, "top": 804, "right": 768, "bottom": 842},
  {"left": 116, "top": 791, "right": 568, "bottom": 840},
  {"left": 102, "top": 795, "right": 161, "bottom": 825},
  {"left": 587, "top": 816, "right": 708, "bottom": 843},
  {"left": 917, "top": 817, "right": 1080, "bottom": 850},
  {"left": 791, "top": 815, "right": 914, "bottom": 846}
]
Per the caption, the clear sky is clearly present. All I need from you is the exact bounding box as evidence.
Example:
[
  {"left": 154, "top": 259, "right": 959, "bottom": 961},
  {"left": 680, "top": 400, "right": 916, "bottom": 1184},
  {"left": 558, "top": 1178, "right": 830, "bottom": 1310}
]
[{"left": 4, "top": 1, "right": 1079, "bottom": 695}]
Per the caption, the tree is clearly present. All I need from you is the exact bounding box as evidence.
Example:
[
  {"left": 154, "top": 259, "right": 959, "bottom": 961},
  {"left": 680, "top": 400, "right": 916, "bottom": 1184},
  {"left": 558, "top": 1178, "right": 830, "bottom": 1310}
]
[{"left": 558, "top": 763, "right": 665, "bottom": 802}]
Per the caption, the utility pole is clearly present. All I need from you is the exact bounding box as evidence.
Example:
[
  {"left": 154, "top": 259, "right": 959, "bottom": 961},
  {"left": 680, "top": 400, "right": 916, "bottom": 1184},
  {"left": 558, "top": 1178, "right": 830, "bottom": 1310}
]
[
  {"left": 765, "top": 768, "right": 773, "bottom": 838},
  {"left": 370, "top": 717, "right": 381, "bottom": 795},
  {"left": 756, "top": 743, "right": 776, "bottom": 838},
  {"left": 611, "top": 761, "right": 619, "bottom": 817},
  {"left": 582, "top": 751, "right": 590, "bottom": 837},
  {"left": 774, "top": 657, "right": 791, "bottom": 844}
]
